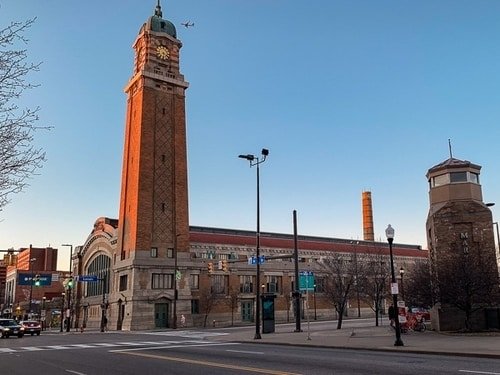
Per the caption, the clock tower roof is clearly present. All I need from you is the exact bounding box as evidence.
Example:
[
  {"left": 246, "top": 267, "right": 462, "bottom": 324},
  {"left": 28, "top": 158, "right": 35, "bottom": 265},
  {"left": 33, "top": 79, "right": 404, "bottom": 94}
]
[{"left": 144, "top": 1, "right": 177, "bottom": 38}]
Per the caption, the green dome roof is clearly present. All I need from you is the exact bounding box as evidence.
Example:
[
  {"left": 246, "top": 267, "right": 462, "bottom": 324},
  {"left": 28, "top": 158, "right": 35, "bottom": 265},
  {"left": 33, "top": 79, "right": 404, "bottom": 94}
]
[{"left": 146, "top": 2, "right": 177, "bottom": 38}]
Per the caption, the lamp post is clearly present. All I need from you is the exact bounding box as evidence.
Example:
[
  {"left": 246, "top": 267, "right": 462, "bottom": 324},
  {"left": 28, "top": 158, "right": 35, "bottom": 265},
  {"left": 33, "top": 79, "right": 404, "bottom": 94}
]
[
  {"left": 62, "top": 244, "right": 73, "bottom": 332},
  {"left": 172, "top": 233, "right": 184, "bottom": 330},
  {"left": 100, "top": 277, "right": 107, "bottom": 332},
  {"left": 399, "top": 267, "right": 405, "bottom": 302},
  {"left": 351, "top": 240, "right": 361, "bottom": 317},
  {"left": 239, "top": 148, "right": 269, "bottom": 340},
  {"left": 385, "top": 224, "right": 404, "bottom": 346},
  {"left": 60, "top": 292, "right": 65, "bottom": 332},
  {"left": 313, "top": 284, "right": 317, "bottom": 320},
  {"left": 28, "top": 257, "right": 36, "bottom": 319},
  {"left": 42, "top": 296, "right": 46, "bottom": 331}
]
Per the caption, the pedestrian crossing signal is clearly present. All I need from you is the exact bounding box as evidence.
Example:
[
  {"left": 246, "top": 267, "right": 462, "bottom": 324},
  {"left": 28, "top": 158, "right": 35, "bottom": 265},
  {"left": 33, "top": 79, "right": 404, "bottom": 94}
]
[
  {"left": 67, "top": 277, "right": 74, "bottom": 289},
  {"left": 207, "top": 262, "right": 213, "bottom": 274},
  {"left": 222, "top": 260, "right": 229, "bottom": 272}
]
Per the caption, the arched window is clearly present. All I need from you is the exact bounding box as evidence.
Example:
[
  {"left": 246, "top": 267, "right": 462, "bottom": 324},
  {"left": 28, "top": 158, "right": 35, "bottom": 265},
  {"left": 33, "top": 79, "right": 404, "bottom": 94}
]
[{"left": 85, "top": 254, "right": 111, "bottom": 297}]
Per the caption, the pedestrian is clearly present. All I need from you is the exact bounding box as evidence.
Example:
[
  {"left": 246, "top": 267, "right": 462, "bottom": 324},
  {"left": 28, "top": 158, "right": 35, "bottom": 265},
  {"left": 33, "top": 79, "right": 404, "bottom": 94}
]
[
  {"left": 388, "top": 305, "right": 396, "bottom": 328},
  {"left": 180, "top": 314, "right": 186, "bottom": 328},
  {"left": 103, "top": 316, "right": 108, "bottom": 331}
]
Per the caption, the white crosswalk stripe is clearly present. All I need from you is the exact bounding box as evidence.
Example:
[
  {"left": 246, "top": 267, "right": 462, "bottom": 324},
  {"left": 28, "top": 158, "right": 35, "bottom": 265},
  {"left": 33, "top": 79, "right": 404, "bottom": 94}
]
[
  {"left": 142, "top": 330, "right": 228, "bottom": 339},
  {"left": 0, "top": 339, "right": 223, "bottom": 354}
]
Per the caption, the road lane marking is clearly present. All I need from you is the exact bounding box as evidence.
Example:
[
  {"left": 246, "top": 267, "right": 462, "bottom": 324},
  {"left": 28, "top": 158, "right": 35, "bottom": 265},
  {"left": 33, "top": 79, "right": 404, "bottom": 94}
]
[
  {"left": 459, "top": 371, "right": 500, "bottom": 375},
  {"left": 110, "top": 342, "right": 239, "bottom": 353},
  {"left": 20, "top": 346, "right": 45, "bottom": 351},
  {"left": 66, "top": 370, "right": 86, "bottom": 375},
  {"left": 0, "top": 348, "right": 16, "bottom": 353},
  {"left": 117, "top": 351, "right": 302, "bottom": 375},
  {"left": 226, "top": 349, "right": 265, "bottom": 355}
]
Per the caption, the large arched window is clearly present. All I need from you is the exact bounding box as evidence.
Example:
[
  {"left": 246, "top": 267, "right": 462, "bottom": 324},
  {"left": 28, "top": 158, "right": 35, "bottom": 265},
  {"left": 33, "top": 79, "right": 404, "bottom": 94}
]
[{"left": 85, "top": 254, "right": 111, "bottom": 297}]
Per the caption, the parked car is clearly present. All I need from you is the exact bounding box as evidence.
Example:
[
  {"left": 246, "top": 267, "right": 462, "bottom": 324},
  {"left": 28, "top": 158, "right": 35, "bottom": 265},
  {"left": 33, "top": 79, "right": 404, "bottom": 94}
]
[
  {"left": 20, "top": 320, "right": 41, "bottom": 336},
  {"left": 0, "top": 319, "right": 25, "bottom": 338},
  {"left": 411, "top": 307, "right": 431, "bottom": 322}
]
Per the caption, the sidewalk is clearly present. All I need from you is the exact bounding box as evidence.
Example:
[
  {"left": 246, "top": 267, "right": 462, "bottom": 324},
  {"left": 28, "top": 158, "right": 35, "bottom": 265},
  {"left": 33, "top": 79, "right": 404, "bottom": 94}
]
[{"left": 214, "top": 324, "right": 500, "bottom": 359}]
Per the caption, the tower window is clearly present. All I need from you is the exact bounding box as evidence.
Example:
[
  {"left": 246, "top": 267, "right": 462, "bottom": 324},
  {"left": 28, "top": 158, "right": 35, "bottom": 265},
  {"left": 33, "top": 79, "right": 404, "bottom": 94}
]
[
  {"left": 470, "top": 172, "right": 479, "bottom": 184},
  {"left": 431, "top": 173, "right": 449, "bottom": 187},
  {"left": 161, "top": 154, "right": 166, "bottom": 163},
  {"left": 162, "top": 108, "right": 166, "bottom": 115},
  {"left": 450, "top": 172, "right": 467, "bottom": 183},
  {"left": 161, "top": 203, "right": 165, "bottom": 212}
]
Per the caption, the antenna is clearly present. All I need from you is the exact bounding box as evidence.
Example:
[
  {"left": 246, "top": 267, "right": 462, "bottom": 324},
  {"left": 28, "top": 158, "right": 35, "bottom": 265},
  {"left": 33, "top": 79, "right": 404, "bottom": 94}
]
[{"left": 448, "top": 138, "right": 453, "bottom": 158}]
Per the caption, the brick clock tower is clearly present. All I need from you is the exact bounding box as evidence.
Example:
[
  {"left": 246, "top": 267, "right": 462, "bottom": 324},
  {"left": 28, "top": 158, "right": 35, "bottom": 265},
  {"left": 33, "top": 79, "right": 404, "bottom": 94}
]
[
  {"left": 426, "top": 157, "right": 500, "bottom": 331},
  {"left": 115, "top": 2, "right": 190, "bottom": 330}
]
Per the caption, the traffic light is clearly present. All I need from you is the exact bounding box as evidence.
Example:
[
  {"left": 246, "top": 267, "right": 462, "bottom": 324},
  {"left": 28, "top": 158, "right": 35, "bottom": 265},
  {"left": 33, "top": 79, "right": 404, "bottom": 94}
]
[
  {"left": 207, "top": 262, "right": 213, "bottom": 274},
  {"left": 67, "top": 277, "right": 74, "bottom": 289},
  {"left": 222, "top": 260, "right": 228, "bottom": 272},
  {"left": 34, "top": 274, "right": 41, "bottom": 287}
]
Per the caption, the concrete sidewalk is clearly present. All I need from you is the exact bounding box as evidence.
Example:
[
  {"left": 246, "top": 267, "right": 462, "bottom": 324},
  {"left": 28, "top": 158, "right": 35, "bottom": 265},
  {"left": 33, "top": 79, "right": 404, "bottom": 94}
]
[{"left": 214, "top": 324, "right": 500, "bottom": 359}]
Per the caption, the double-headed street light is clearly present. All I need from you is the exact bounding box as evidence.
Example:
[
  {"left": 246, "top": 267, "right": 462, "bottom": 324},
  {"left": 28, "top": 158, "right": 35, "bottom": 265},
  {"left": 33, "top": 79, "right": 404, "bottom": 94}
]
[
  {"left": 239, "top": 148, "right": 269, "bottom": 340},
  {"left": 385, "top": 224, "right": 404, "bottom": 346}
]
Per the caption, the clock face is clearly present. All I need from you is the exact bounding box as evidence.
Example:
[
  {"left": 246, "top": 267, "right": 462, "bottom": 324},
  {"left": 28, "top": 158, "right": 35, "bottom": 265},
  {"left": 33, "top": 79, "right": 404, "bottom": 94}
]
[{"left": 156, "top": 46, "right": 170, "bottom": 60}]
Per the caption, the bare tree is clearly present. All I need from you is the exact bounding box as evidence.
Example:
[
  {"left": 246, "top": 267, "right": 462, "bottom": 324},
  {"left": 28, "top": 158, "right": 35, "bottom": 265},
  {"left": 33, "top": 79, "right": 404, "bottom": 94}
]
[
  {"left": 403, "top": 259, "right": 432, "bottom": 309},
  {"left": 0, "top": 17, "right": 48, "bottom": 210},
  {"left": 226, "top": 285, "right": 239, "bottom": 326},
  {"left": 319, "top": 253, "right": 357, "bottom": 329},
  {"left": 359, "top": 249, "right": 391, "bottom": 326},
  {"left": 199, "top": 284, "right": 217, "bottom": 328},
  {"left": 435, "top": 245, "right": 500, "bottom": 330},
  {"left": 281, "top": 283, "right": 292, "bottom": 323}
]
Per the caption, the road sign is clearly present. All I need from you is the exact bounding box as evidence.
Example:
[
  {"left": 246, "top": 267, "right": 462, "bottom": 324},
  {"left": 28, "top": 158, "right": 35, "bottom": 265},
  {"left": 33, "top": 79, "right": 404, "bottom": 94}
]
[
  {"left": 76, "top": 275, "right": 99, "bottom": 282},
  {"left": 299, "top": 271, "right": 315, "bottom": 291},
  {"left": 18, "top": 273, "right": 52, "bottom": 286},
  {"left": 249, "top": 255, "right": 266, "bottom": 265}
]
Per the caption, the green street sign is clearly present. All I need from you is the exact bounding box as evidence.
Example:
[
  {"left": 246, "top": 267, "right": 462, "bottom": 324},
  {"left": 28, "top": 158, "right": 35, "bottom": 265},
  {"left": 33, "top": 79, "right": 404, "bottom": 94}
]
[{"left": 299, "top": 271, "right": 315, "bottom": 291}]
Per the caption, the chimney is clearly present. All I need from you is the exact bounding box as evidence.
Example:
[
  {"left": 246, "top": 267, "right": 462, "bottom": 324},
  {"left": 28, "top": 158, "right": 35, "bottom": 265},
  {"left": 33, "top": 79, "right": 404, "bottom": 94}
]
[{"left": 362, "top": 191, "right": 374, "bottom": 241}]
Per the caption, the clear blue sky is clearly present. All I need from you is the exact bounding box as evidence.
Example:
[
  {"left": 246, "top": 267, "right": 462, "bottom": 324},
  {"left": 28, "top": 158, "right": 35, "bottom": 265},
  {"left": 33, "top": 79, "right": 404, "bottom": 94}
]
[{"left": 2, "top": 0, "right": 500, "bottom": 270}]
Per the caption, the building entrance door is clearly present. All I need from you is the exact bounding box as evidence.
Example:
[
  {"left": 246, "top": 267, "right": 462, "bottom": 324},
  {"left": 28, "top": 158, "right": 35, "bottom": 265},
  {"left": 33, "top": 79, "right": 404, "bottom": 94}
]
[
  {"left": 154, "top": 303, "right": 169, "bottom": 328},
  {"left": 241, "top": 300, "right": 253, "bottom": 322}
]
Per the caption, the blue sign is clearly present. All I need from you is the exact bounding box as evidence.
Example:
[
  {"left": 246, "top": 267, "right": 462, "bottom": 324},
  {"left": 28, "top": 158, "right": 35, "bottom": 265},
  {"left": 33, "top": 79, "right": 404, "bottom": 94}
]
[
  {"left": 76, "top": 275, "right": 99, "bottom": 282},
  {"left": 249, "top": 255, "right": 266, "bottom": 265},
  {"left": 18, "top": 273, "right": 52, "bottom": 286}
]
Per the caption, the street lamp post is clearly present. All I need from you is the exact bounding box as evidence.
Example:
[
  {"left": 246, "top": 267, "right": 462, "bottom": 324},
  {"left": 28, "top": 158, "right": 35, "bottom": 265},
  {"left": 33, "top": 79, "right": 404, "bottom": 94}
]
[
  {"left": 313, "top": 284, "right": 317, "bottom": 320},
  {"left": 399, "top": 267, "right": 405, "bottom": 302},
  {"left": 385, "top": 224, "right": 404, "bottom": 347},
  {"left": 42, "top": 296, "right": 46, "bottom": 331},
  {"left": 60, "top": 292, "right": 65, "bottom": 332},
  {"left": 28, "top": 257, "right": 36, "bottom": 319},
  {"left": 239, "top": 148, "right": 269, "bottom": 340},
  {"left": 62, "top": 244, "right": 73, "bottom": 332},
  {"left": 100, "top": 277, "right": 107, "bottom": 332}
]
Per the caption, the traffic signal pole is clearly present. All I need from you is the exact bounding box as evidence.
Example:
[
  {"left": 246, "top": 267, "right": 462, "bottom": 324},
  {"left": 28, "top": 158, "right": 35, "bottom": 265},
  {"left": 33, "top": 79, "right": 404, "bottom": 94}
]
[{"left": 293, "top": 210, "right": 302, "bottom": 333}]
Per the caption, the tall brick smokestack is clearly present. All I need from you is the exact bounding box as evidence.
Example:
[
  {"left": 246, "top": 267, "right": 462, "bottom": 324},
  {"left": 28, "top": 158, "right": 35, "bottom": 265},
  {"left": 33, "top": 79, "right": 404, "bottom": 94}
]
[{"left": 362, "top": 191, "right": 374, "bottom": 241}]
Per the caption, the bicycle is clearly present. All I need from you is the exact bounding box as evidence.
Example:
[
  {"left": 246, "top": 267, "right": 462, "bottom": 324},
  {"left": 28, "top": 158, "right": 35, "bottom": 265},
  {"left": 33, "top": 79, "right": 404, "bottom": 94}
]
[{"left": 400, "top": 314, "right": 426, "bottom": 333}]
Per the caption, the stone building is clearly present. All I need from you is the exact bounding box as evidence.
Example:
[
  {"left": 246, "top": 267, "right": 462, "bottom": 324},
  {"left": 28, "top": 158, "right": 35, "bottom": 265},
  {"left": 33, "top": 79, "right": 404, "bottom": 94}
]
[
  {"left": 426, "top": 157, "right": 500, "bottom": 331},
  {"left": 69, "top": 3, "right": 429, "bottom": 331},
  {"left": 74, "top": 219, "right": 427, "bottom": 330}
]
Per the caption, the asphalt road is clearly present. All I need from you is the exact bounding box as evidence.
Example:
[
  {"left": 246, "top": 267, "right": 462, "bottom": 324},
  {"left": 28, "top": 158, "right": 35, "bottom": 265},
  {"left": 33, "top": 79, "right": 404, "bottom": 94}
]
[{"left": 1, "top": 329, "right": 499, "bottom": 375}]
